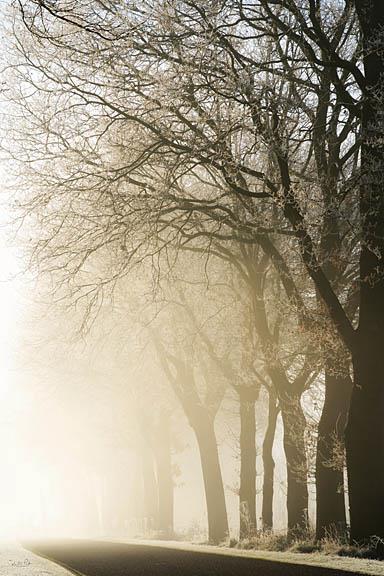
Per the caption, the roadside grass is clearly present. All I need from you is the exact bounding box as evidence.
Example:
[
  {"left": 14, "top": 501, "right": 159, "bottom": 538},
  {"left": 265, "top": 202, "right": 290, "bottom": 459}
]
[
  {"left": 105, "top": 537, "right": 384, "bottom": 575},
  {"left": 234, "top": 530, "right": 384, "bottom": 560}
]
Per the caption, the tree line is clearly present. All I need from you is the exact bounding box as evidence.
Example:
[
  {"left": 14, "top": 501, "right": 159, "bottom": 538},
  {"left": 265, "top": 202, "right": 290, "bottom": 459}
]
[{"left": 3, "top": 0, "right": 384, "bottom": 552}]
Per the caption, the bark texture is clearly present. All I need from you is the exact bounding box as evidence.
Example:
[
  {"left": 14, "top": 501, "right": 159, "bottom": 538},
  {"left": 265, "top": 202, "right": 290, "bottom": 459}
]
[
  {"left": 316, "top": 365, "right": 351, "bottom": 540},
  {"left": 345, "top": 0, "right": 384, "bottom": 547},
  {"left": 280, "top": 392, "right": 309, "bottom": 533}
]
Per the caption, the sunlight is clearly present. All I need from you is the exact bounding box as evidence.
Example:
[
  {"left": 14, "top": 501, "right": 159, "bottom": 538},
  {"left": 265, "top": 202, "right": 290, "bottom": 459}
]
[
  {"left": 0, "top": 234, "right": 31, "bottom": 536},
  {"left": 0, "top": 2, "right": 383, "bottom": 568}
]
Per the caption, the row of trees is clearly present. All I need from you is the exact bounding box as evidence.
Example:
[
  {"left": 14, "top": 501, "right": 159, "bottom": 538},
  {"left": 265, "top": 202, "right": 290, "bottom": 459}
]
[
  {"left": 3, "top": 0, "right": 384, "bottom": 549},
  {"left": 128, "top": 255, "right": 333, "bottom": 543}
]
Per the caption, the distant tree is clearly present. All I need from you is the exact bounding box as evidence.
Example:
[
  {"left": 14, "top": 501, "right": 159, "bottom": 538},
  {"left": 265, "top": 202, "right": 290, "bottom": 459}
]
[
  {"left": 152, "top": 328, "right": 228, "bottom": 544},
  {"left": 175, "top": 272, "right": 262, "bottom": 539}
]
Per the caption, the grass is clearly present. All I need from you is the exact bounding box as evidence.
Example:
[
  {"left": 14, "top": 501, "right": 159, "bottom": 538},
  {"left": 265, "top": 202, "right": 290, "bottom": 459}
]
[
  {"left": 106, "top": 537, "right": 384, "bottom": 575},
  {"left": 235, "top": 529, "right": 384, "bottom": 560}
]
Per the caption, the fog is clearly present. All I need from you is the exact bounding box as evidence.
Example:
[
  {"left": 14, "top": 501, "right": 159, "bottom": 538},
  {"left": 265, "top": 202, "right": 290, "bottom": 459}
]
[
  {"left": 1, "top": 0, "right": 372, "bottom": 552},
  {"left": 0, "top": 231, "right": 301, "bottom": 540}
]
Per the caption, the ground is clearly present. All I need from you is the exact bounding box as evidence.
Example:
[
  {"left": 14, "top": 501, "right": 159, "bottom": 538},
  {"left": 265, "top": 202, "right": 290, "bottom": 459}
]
[
  {"left": 18, "top": 539, "right": 384, "bottom": 576},
  {"left": 0, "top": 541, "right": 70, "bottom": 576},
  {"left": 2, "top": 538, "right": 384, "bottom": 576}
]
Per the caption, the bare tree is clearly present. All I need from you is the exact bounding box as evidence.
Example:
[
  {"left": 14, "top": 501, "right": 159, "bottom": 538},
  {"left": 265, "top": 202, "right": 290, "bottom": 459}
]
[
  {"left": 6, "top": 0, "right": 384, "bottom": 547},
  {"left": 175, "top": 272, "right": 262, "bottom": 538},
  {"left": 152, "top": 328, "right": 229, "bottom": 544}
]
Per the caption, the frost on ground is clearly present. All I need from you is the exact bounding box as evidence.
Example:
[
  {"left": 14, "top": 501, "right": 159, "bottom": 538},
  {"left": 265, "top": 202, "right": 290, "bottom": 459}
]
[
  {"left": 107, "top": 538, "right": 384, "bottom": 576},
  {"left": 0, "top": 542, "right": 72, "bottom": 576}
]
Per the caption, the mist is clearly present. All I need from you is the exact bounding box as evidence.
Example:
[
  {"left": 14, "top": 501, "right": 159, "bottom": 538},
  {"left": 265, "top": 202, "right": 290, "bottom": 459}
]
[
  {"left": 0, "top": 251, "right": 297, "bottom": 541},
  {"left": 0, "top": 2, "right": 383, "bottom": 573}
]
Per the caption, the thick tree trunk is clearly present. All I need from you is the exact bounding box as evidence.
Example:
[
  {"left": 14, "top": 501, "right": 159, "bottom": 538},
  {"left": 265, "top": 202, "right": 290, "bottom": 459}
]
[
  {"left": 192, "top": 412, "right": 229, "bottom": 544},
  {"left": 280, "top": 393, "right": 309, "bottom": 533},
  {"left": 316, "top": 365, "right": 351, "bottom": 540},
  {"left": 262, "top": 389, "right": 279, "bottom": 531},
  {"left": 238, "top": 387, "right": 257, "bottom": 539},
  {"left": 154, "top": 413, "right": 174, "bottom": 539},
  {"left": 346, "top": 0, "right": 384, "bottom": 547},
  {"left": 346, "top": 348, "right": 384, "bottom": 546}
]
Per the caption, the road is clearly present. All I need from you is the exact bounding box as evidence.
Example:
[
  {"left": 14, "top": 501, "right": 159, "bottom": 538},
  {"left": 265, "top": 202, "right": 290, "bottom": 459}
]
[{"left": 22, "top": 539, "right": 361, "bottom": 576}]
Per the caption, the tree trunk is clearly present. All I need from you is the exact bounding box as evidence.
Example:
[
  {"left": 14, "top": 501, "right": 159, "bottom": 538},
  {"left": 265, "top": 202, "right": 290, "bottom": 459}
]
[
  {"left": 154, "top": 412, "right": 174, "bottom": 539},
  {"left": 192, "top": 411, "right": 229, "bottom": 544},
  {"left": 316, "top": 364, "right": 351, "bottom": 540},
  {"left": 346, "top": 0, "right": 384, "bottom": 547},
  {"left": 262, "top": 389, "right": 279, "bottom": 531},
  {"left": 141, "top": 439, "right": 159, "bottom": 535},
  {"left": 280, "top": 393, "right": 309, "bottom": 534},
  {"left": 153, "top": 340, "right": 228, "bottom": 544},
  {"left": 346, "top": 348, "right": 384, "bottom": 546},
  {"left": 238, "top": 387, "right": 257, "bottom": 539}
]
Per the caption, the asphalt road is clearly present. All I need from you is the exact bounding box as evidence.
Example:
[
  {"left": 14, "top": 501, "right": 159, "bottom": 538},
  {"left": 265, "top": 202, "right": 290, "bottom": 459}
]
[{"left": 22, "top": 539, "right": 361, "bottom": 576}]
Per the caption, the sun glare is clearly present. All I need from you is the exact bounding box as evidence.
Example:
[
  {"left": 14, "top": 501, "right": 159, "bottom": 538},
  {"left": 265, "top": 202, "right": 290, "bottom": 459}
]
[{"left": 0, "top": 240, "right": 27, "bottom": 537}]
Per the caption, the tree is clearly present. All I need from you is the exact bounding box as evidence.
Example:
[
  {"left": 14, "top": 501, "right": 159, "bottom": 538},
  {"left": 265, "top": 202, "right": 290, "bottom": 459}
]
[
  {"left": 151, "top": 313, "right": 229, "bottom": 543},
  {"left": 7, "top": 0, "right": 384, "bottom": 545},
  {"left": 176, "top": 272, "right": 262, "bottom": 538},
  {"left": 179, "top": 243, "right": 317, "bottom": 533},
  {"left": 345, "top": 0, "right": 384, "bottom": 548},
  {"left": 201, "top": 239, "right": 319, "bottom": 533},
  {"left": 315, "top": 358, "right": 351, "bottom": 540},
  {"left": 262, "top": 386, "right": 279, "bottom": 531},
  {"left": 137, "top": 405, "right": 174, "bottom": 538}
]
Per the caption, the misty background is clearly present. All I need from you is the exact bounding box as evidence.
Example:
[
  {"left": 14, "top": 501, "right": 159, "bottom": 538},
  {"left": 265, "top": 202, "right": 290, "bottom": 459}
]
[
  {"left": 0, "top": 0, "right": 379, "bottom": 555},
  {"left": 0, "top": 230, "right": 297, "bottom": 538}
]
